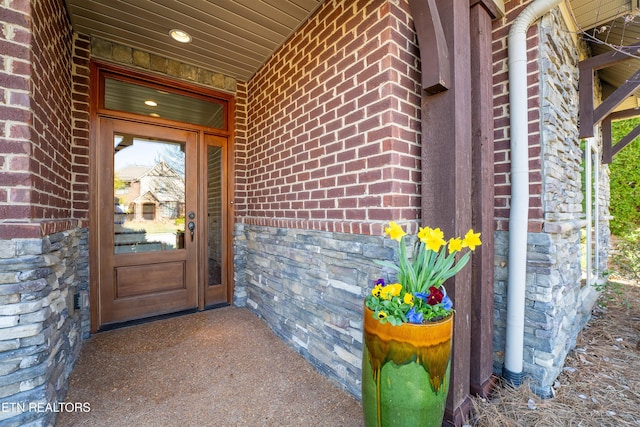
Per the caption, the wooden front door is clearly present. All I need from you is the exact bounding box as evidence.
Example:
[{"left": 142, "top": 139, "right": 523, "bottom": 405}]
[
  {"left": 98, "top": 118, "right": 199, "bottom": 327},
  {"left": 91, "top": 64, "right": 234, "bottom": 331}
]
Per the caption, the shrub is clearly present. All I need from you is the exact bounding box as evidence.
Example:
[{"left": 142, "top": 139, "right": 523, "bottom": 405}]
[
  {"left": 609, "top": 118, "right": 640, "bottom": 235},
  {"left": 610, "top": 230, "right": 640, "bottom": 283}
]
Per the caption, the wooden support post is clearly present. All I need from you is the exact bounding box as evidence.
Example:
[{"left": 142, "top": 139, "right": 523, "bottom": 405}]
[
  {"left": 413, "top": 0, "right": 473, "bottom": 423},
  {"left": 410, "top": 0, "right": 502, "bottom": 422},
  {"left": 602, "top": 116, "right": 613, "bottom": 164},
  {"left": 469, "top": 0, "right": 499, "bottom": 399}
]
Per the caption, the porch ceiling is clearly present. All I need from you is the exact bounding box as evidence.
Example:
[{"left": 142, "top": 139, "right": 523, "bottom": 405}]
[{"left": 63, "top": 0, "right": 324, "bottom": 82}]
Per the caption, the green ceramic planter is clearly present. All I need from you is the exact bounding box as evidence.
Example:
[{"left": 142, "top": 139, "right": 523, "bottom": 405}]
[{"left": 362, "top": 307, "right": 453, "bottom": 427}]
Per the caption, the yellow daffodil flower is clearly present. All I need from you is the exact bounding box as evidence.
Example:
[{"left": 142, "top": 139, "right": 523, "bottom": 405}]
[
  {"left": 385, "top": 221, "right": 406, "bottom": 242},
  {"left": 448, "top": 237, "right": 463, "bottom": 254},
  {"left": 462, "top": 229, "right": 482, "bottom": 250},
  {"left": 418, "top": 227, "right": 446, "bottom": 252}
]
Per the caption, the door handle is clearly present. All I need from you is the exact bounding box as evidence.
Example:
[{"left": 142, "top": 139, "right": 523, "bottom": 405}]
[{"left": 188, "top": 221, "right": 195, "bottom": 241}]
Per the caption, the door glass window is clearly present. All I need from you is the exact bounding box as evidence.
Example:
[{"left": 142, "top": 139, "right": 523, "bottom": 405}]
[
  {"left": 207, "top": 146, "right": 223, "bottom": 286},
  {"left": 104, "top": 78, "right": 225, "bottom": 129},
  {"left": 114, "top": 134, "right": 186, "bottom": 254}
]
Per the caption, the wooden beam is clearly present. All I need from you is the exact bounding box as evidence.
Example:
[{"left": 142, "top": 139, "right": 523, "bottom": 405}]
[
  {"left": 580, "top": 42, "right": 640, "bottom": 71},
  {"left": 612, "top": 122, "right": 640, "bottom": 157},
  {"left": 607, "top": 108, "right": 640, "bottom": 121},
  {"left": 601, "top": 107, "right": 640, "bottom": 164},
  {"left": 593, "top": 67, "right": 640, "bottom": 126},
  {"left": 579, "top": 42, "right": 640, "bottom": 138},
  {"left": 408, "top": 0, "right": 450, "bottom": 95}
]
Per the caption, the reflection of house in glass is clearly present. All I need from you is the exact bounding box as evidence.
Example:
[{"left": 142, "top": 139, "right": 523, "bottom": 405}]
[
  {"left": 116, "top": 161, "right": 185, "bottom": 221},
  {"left": 113, "top": 160, "right": 186, "bottom": 254}
]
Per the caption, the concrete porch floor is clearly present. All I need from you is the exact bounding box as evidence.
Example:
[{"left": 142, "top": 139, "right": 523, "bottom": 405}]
[{"left": 57, "top": 307, "right": 363, "bottom": 426}]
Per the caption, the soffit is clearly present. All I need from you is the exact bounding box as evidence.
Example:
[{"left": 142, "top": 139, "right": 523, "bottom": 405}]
[
  {"left": 568, "top": 0, "right": 640, "bottom": 111},
  {"left": 63, "top": 0, "right": 324, "bottom": 82},
  {"left": 570, "top": 0, "right": 636, "bottom": 29}
]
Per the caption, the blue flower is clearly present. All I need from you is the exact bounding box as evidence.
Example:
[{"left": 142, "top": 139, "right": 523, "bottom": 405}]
[
  {"left": 441, "top": 295, "right": 453, "bottom": 310},
  {"left": 375, "top": 278, "right": 385, "bottom": 286},
  {"left": 440, "top": 287, "right": 453, "bottom": 310},
  {"left": 415, "top": 292, "right": 428, "bottom": 302},
  {"left": 407, "top": 307, "right": 424, "bottom": 324}
]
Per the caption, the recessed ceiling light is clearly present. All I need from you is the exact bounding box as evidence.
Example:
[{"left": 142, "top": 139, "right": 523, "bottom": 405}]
[
  {"left": 169, "top": 29, "right": 192, "bottom": 43},
  {"left": 144, "top": 100, "right": 158, "bottom": 107}
]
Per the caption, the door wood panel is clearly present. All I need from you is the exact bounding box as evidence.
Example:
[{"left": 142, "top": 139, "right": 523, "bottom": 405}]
[{"left": 115, "top": 262, "right": 186, "bottom": 298}]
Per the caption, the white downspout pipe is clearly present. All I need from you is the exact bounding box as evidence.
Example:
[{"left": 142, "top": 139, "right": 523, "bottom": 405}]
[
  {"left": 586, "top": 139, "right": 601, "bottom": 286},
  {"left": 505, "top": 0, "right": 563, "bottom": 386}
]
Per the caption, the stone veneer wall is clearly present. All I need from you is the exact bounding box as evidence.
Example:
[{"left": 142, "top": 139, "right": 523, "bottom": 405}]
[
  {"left": 0, "top": 231, "right": 85, "bottom": 425},
  {"left": 492, "top": 5, "right": 606, "bottom": 396},
  {"left": 89, "top": 37, "right": 237, "bottom": 93},
  {"left": 234, "top": 223, "right": 401, "bottom": 397}
]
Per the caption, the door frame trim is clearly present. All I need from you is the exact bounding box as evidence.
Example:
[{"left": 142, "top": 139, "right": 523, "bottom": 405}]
[{"left": 89, "top": 61, "right": 236, "bottom": 333}]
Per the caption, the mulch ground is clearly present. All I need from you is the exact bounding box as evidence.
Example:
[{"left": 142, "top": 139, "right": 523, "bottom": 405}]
[{"left": 469, "top": 277, "right": 640, "bottom": 426}]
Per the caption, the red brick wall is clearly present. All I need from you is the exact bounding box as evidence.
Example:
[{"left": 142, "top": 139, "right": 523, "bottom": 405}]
[
  {"left": 71, "top": 33, "right": 91, "bottom": 220},
  {"left": 0, "top": 0, "right": 78, "bottom": 238},
  {"left": 0, "top": 1, "right": 33, "bottom": 226},
  {"left": 492, "top": 0, "right": 544, "bottom": 233},
  {"left": 234, "top": 81, "right": 248, "bottom": 215},
  {"left": 236, "top": 0, "right": 422, "bottom": 236}
]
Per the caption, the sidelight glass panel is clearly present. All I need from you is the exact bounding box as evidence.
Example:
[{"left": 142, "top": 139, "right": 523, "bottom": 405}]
[
  {"left": 207, "top": 146, "right": 223, "bottom": 285},
  {"left": 113, "top": 134, "right": 186, "bottom": 254}
]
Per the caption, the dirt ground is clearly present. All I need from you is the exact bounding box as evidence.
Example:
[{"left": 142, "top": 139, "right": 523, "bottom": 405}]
[{"left": 470, "top": 276, "right": 640, "bottom": 426}]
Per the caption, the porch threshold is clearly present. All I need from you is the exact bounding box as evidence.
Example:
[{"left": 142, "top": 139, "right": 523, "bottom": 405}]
[
  {"left": 97, "top": 308, "right": 199, "bottom": 332},
  {"left": 58, "top": 306, "right": 363, "bottom": 426}
]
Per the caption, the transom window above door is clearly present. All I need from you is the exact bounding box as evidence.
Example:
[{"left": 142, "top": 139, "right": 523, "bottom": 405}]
[{"left": 103, "top": 77, "right": 226, "bottom": 129}]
